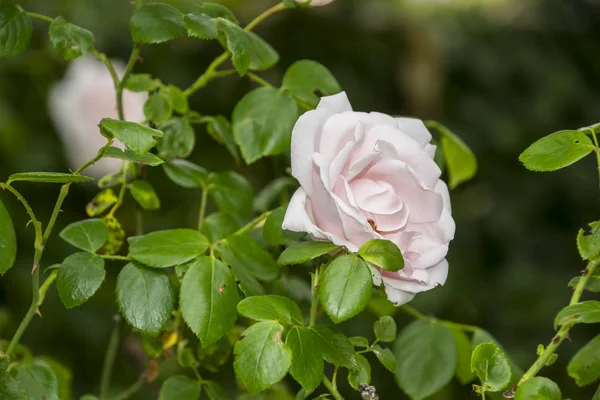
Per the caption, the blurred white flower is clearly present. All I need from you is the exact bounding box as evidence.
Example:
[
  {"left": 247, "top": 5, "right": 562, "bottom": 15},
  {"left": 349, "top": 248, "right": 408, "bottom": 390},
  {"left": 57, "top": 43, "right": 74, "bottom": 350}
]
[
  {"left": 296, "top": 0, "right": 336, "bottom": 7},
  {"left": 49, "top": 56, "right": 147, "bottom": 179}
]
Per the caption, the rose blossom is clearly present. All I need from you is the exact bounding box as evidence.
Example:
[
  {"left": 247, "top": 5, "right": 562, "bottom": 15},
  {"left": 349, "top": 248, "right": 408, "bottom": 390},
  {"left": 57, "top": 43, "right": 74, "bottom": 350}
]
[
  {"left": 49, "top": 56, "right": 147, "bottom": 179},
  {"left": 282, "top": 92, "right": 455, "bottom": 306},
  {"left": 295, "top": 0, "right": 336, "bottom": 6}
]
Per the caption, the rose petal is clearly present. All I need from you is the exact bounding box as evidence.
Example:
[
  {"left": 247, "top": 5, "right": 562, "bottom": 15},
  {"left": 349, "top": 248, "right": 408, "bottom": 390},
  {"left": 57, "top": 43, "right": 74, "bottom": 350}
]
[
  {"left": 396, "top": 117, "right": 433, "bottom": 148},
  {"left": 366, "top": 160, "right": 443, "bottom": 223}
]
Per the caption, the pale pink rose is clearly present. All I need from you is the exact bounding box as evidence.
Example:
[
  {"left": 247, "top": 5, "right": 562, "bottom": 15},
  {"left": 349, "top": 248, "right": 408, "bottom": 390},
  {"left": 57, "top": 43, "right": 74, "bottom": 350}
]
[
  {"left": 49, "top": 56, "right": 147, "bottom": 179},
  {"left": 282, "top": 92, "right": 455, "bottom": 306},
  {"left": 295, "top": 0, "right": 336, "bottom": 6}
]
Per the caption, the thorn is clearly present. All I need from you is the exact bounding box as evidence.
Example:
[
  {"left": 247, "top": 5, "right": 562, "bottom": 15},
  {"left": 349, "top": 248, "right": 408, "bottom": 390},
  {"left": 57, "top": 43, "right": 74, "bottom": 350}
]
[
  {"left": 32, "top": 263, "right": 38, "bottom": 273},
  {"left": 35, "top": 309, "right": 42, "bottom": 318},
  {"left": 582, "top": 268, "right": 589, "bottom": 276},
  {"left": 218, "top": 285, "right": 225, "bottom": 294},
  {"left": 566, "top": 335, "right": 572, "bottom": 342},
  {"left": 134, "top": 55, "right": 144, "bottom": 63},
  {"left": 552, "top": 335, "right": 561, "bottom": 344}
]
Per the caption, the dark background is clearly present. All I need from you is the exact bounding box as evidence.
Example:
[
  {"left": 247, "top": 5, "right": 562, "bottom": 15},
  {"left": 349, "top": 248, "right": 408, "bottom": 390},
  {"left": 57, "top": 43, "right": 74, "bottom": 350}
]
[{"left": 1, "top": 0, "right": 599, "bottom": 398}]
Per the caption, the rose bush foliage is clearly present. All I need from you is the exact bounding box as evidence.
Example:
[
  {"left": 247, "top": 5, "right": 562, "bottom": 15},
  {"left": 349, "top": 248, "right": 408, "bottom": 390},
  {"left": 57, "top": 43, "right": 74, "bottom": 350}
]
[{"left": 1, "top": 0, "right": 600, "bottom": 399}]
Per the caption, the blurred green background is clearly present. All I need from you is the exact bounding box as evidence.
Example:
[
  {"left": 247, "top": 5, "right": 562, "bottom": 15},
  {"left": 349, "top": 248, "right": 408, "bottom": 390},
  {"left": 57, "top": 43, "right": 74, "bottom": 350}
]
[{"left": 1, "top": 0, "right": 600, "bottom": 398}]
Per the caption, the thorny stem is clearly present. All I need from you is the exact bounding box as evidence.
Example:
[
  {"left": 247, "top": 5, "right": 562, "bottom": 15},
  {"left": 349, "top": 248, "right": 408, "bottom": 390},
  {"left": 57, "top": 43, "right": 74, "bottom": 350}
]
[
  {"left": 184, "top": 2, "right": 286, "bottom": 97},
  {"left": 100, "top": 316, "right": 122, "bottom": 400},
  {"left": 518, "top": 258, "right": 599, "bottom": 385}
]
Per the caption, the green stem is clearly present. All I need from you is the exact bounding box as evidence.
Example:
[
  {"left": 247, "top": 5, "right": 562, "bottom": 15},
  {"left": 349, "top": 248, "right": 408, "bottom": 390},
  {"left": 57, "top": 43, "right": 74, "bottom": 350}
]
[
  {"left": 108, "top": 162, "right": 130, "bottom": 217},
  {"left": 26, "top": 12, "right": 53, "bottom": 23},
  {"left": 6, "top": 267, "right": 40, "bottom": 356},
  {"left": 309, "top": 266, "right": 321, "bottom": 326},
  {"left": 399, "top": 305, "right": 425, "bottom": 320},
  {"left": 117, "top": 44, "right": 142, "bottom": 118},
  {"left": 0, "top": 183, "right": 42, "bottom": 242},
  {"left": 198, "top": 189, "right": 208, "bottom": 231},
  {"left": 184, "top": 2, "right": 286, "bottom": 97},
  {"left": 244, "top": 3, "right": 285, "bottom": 32},
  {"left": 518, "top": 258, "right": 600, "bottom": 385},
  {"left": 233, "top": 212, "right": 270, "bottom": 236},
  {"left": 100, "top": 315, "right": 122, "bottom": 400},
  {"left": 92, "top": 48, "right": 121, "bottom": 99},
  {"left": 110, "top": 373, "right": 145, "bottom": 400},
  {"left": 247, "top": 72, "right": 272, "bottom": 87},
  {"left": 42, "top": 184, "right": 71, "bottom": 244},
  {"left": 590, "top": 130, "right": 600, "bottom": 190},
  {"left": 100, "top": 255, "right": 130, "bottom": 261},
  {"left": 38, "top": 270, "right": 58, "bottom": 306},
  {"left": 443, "top": 320, "right": 479, "bottom": 333},
  {"left": 323, "top": 376, "right": 343, "bottom": 400},
  {"left": 184, "top": 52, "right": 230, "bottom": 97}
]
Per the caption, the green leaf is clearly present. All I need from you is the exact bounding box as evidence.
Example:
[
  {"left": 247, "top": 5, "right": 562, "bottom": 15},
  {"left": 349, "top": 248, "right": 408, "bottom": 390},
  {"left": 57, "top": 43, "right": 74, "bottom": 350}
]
[
  {"left": 281, "top": 60, "right": 341, "bottom": 108},
  {"left": 158, "top": 118, "right": 195, "bottom": 159},
  {"left": 130, "top": 3, "right": 185, "bottom": 44},
  {"left": 144, "top": 92, "right": 173, "bottom": 125},
  {"left": 184, "top": 13, "right": 218, "bottom": 39},
  {"left": 216, "top": 19, "right": 278, "bottom": 76},
  {"left": 103, "top": 146, "right": 164, "bottom": 166},
  {"left": 567, "top": 333, "right": 600, "bottom": 387},
  {"left": 0, "top": 196, "right": 17, "bottom": 275},
  {"left": 158, "top": 375, "right": 201, "bottom": 400},
  {"left": 15, "top": 364, "right": 58, "bottom": 400},
  {"left": 167, "top": 85, "right": 188, "bottom": 114},
  {"left": 218, "top": 235, "right": 279, "bottom": 281},
  {"left": 286, "top": 326, "right": 324, "bottom": 392},
  {"left": 163, "top": 159, "right": 208, "bottom": 189},
  {"left": 57, "top": 252, "right": 105, "bottom": 309},
  {"left": 203, "top": 212, "right": 241, "bottom": 242},
  {"left": 577, "top": 221, "right": 600, "bottom": 261},
  {"left": 358, "top": 239, "right": 403, "bottom": 272},
  {"left": 515, "top": 377, "right": 561, "bottom": 400},
  {"left": 36, "top": 357, "right": 73, "bottom": 400},
  {"left": 254, "top": 177, "right": 297, "bottom": 213},
  {"left": 320, "top": 255, "right": 372, "bottom": 323},
  {"left": 8, "top": 172, "right": 92, "bottom": 184},
  {"left": 125, "top": 74, "right": 162, "bottom": 92},
  {"left": 0, "top": 362, "right": 26, "bottom": 399},
  {"left": 191, "top": 3, "right": 239, "bottom": 24},
  {"left": 433, "top": 122, "right": 477, "bottom": 189},
  {"left": 237, "top": 295, "right": 303, "bottom": 326},
  {"left": 99, "top": 118, "right": 163, "bottom": 154},
  {"left": 310, "top": 324, "right": 357, "bottom": 369},
  {"left": 0, "top": 3, "right": 32, "bottom": 57},
  {"left": 519, "top": 130, "right": 595, "bottom": 172},
  {"left": 472, "top": 328, "right": 523, "bottom": 386},
  {"left": 180, "top": 257, "right": 240, "bottom": 347},
  {"left": 128, "top": 180, "right": 161, "bottom": 210},
  {"left": 372, "top": 345, "right": 396, "bottom": 373},
  {"left": 86, "top": 188, "right": 118, "bottom": 217},
  {"left": 232, "top": 87, "right": 298, "bottom": 164},
  {"left": 568, "top": 268, "right": 600, "bottom": 293},
  {"left": 470, "top": 342, "right": 511, "bottom": 392},
  {"left": 49, "top": 16, "right": 94, "bottom": 60},
  {"left": 278, "top": 241, "right": 340, "bottom": 266},
  {"left": 554, "top": 300, "right": 600, "bottom": 329},
  {"left": 349, "top": 336, "right": 369, "bottom": 348},
  {"left": 203, "top": 381, "right": 232, "bottom": 400},
  {"left": 59, "top": 219, "right": 107, "bottom": 253},
  {"left": 394, "top": 319, "right": 457, "bottom": 400},
  {"left": 205, "top": 116, "right": 240, "bottom": 164},
  {"left": 116, "top": 262, "right": 174, "bottom": 334},
  {"left": 234, "top": 321, "right": 292, "bottom": 395},
  {"left": 373, "top": 316, "right": 397, "bottom": 343},
  {"left": 348, "top": 354, "right": 371, "bottom": 391},
  {"left": 263, "top": 206, "right": 292, "bottom": 246},
  {"left": 128, "top": 229, "right": 209, "bottom": 268},
  {"left": 207, "top": 172, "right": 253, "bottom": 218},
  {"left": 452, "top": 329, "right": 475, "bottom": 385}
]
